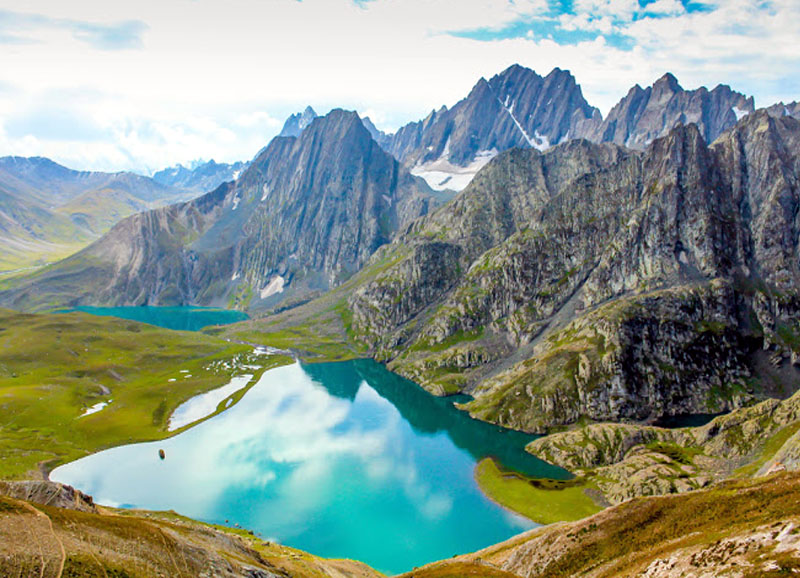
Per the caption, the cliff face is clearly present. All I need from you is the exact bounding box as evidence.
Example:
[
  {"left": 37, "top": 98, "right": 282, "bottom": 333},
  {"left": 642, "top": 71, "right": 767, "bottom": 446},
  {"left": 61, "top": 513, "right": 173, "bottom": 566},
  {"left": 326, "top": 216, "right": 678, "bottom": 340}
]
[
  {"left": 348, "top": 112, "right": 800, "bottom": 431},
  {"left": 0, "top": 110, "right": 435, "bottom": 311}
]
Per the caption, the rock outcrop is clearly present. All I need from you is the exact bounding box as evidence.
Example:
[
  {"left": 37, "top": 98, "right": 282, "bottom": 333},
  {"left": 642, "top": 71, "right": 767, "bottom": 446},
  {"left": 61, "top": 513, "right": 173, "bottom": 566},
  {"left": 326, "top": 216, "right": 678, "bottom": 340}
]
[
  {"left": 526, "top": 390, "right": 800, "bottom": 504},
  {"left": 348, "top": 112, "right": 800, "bottom": 431},
  {"left": 0, "top": 480, "right": 96, "bottom": 513}
]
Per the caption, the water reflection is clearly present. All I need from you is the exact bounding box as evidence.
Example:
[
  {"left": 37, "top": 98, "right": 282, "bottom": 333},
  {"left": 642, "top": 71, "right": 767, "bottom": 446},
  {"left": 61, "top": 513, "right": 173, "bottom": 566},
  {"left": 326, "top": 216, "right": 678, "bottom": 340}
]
[{"left": 52, "top": 360, "right": 564, "bottom": 574}]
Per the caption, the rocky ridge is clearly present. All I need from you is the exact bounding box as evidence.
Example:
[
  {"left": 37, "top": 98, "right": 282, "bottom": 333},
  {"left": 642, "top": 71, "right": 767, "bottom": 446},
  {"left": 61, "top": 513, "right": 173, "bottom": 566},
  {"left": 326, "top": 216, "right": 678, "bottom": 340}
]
[
  {"left": 152, "top": 158, "right": 248, "bottom": 194},
  {"left": 576, "top": 72, "right": 755, "bottom": 149},
  {"left": 347, "top": 111, "right": 800, "bottom": 431},
  {"left": 527, "top": 389, "right": 800, "bottom": 504},
  {"left": 369, "top": 66, "right": 756, "bottom": 193},
  {"left": 279, "top": 105, "right": 318, "bottom": 137},
  {"left": 371, "top": 65, "right": 600, "bottom": 191}
]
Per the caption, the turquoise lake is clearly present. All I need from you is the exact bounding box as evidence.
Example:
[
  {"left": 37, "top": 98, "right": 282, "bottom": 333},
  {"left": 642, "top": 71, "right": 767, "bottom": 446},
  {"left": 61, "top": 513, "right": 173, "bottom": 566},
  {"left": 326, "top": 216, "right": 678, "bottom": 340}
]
[
  {"left": 52, "top": 359, "right": 569, "bottom": 574},
  {"left": 62, "top": 305, "right": 249, "bottom": 331}
]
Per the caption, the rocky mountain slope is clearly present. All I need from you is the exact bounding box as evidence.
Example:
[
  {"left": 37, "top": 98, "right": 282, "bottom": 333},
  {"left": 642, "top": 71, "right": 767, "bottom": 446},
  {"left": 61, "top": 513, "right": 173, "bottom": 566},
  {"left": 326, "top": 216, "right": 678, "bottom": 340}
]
[
  {"left": 152, "top": 158, "right": 248, "bottom": 194},
  {"left": 373, "top": 65, "right": 600, "bottom": 191},
  {"left": 0, "top": 157, "right": 191, "bottom": 272},
  {"left": 346, "top": 111, "right": 800, "bottom": 432},
  {"left": 576, "top": 72, "right": 755, "bottom": 148},
  {"left": 0, "top": 110, "right": 436, "bottom": 311},
  {"left": 527, "top": 388, "right": 800, "bottom": 505}
]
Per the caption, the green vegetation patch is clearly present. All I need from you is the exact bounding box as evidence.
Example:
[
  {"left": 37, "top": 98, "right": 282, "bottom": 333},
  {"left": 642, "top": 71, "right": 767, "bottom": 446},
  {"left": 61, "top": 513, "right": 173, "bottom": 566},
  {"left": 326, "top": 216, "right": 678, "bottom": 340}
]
[
  {"left": 475, "top": 458, "right": 602, "bottom": 525},
  {"left": 735, "top": 420, "right": 800, "bottom": 478},
  {"left": 645, "top": 441, "right": 700, "bottom": 466},
  {"left": 0, "top": 308, "right": 291, "bottom": 479}
]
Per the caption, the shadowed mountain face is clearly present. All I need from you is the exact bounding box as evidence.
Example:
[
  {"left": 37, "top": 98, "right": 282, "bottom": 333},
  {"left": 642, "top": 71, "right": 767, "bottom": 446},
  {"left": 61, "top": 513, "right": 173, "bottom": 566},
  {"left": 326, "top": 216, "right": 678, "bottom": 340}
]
[
  {"left": 348, "top": 111, "right": 800, "bottom": 431},
  {"left": 0, "top": 110, "right": 436, "bottom": 311},
  {"left": 0, "top": 157, "right": 190, "bottom": 272}
]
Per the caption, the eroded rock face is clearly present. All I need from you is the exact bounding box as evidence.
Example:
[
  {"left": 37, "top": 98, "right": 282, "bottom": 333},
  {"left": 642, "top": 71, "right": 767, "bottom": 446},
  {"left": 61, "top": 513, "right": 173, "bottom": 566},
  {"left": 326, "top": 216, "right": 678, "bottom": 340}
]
[
  {"left": 0, "top": 481, "right": 96, "bottom": 513},
  {"left": 525, "top": 391, "right": 800, "bottom": 505},
  {"left": 349, "top": 112, "right": 800, "bottom": 431}
]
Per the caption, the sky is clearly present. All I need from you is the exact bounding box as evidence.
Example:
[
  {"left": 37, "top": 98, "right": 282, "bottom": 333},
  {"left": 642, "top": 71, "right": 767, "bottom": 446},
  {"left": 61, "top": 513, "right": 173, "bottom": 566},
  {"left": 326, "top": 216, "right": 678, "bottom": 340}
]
[{"left": 0, "top": 0, "right": 797, "bottom": 174}]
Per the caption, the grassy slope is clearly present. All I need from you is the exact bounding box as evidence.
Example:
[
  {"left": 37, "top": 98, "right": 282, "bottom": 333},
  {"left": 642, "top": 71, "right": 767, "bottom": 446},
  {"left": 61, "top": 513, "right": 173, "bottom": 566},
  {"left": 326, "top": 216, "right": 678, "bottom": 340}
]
[
  {"left": 475, "top": 458, "right": 602, "bottom": 525},
  {"left": 401, "top": 472, "right": 800, "bottom": 578},
  {"left": 0, "top": 494, "right": 382, "bottom": 578},
  {"left": 0, "top": 308, "right": 291, "bottom": 479}
]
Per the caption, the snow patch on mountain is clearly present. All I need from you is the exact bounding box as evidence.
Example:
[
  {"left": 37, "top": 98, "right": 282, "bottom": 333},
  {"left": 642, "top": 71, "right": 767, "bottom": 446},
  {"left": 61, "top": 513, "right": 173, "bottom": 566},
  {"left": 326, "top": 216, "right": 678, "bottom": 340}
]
[
  {"left": 411, "top": 148, "right": 497, "bottom": 192},
  {"left": 733, "top": 106, "right": 749, "bottom": 121},
  {"left": 260, "top": 275, "right": 285, "bottom": 299}
]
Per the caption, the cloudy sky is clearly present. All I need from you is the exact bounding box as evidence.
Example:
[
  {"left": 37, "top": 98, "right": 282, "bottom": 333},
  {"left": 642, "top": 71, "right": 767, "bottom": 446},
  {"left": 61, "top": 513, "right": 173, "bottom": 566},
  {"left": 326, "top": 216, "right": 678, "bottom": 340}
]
[{"left": 0, "top": 0, "right": 797, "bottom": 173}]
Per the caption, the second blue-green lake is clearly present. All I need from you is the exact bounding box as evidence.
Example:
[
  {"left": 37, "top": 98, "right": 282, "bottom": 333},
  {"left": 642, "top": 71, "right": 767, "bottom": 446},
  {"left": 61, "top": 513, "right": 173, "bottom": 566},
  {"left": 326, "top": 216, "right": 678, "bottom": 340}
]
[
  {"left": 51, "top": 359, "right": 569, "bottom": 574},
  {"left": 62, "top": 305, "right": 249, "bottom": 332}
]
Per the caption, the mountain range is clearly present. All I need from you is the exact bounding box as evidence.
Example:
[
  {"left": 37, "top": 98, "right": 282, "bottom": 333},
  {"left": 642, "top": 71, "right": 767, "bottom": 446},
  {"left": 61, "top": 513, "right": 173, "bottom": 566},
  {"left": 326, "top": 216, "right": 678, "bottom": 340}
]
[
  {"left": 0, "top": 65, "right": 781, "bottom": 277},
  {"left": 2, "top": 65, "right": 800, "bottom": 431},
  {"left": 344, "top": 66, "right": 757, "bottom": 192},
  {"left": 0, "top": 157, "right": 194, "bottom": 273},
  {"left": 345, "top": 109, "right": 800, "bottom": 431},
  {"left": 151, "top": 159, "right": 248, "bottom": 194},
  {"left": 2, "top": 63, "right": 800, "bottom": 575},
  {"left": 0, "top": 110, "right": 437, "bottom": 310}
]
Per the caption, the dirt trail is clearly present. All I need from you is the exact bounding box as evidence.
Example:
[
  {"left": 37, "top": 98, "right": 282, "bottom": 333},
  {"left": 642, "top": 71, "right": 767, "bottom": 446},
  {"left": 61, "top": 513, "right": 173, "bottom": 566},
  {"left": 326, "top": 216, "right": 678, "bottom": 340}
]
[{"left": 19, "top": 501, "right": 65, "bottom": 578}]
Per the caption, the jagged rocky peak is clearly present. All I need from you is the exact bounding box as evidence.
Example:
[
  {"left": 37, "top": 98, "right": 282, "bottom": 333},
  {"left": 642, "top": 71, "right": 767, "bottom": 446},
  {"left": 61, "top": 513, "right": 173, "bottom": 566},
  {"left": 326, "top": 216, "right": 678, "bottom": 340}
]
[
  {"left": 383, "top": 64, "right": 600, "bottom": 192},
  {"left": 578, "top": 72, "right": 755, "bottom": 149},
  {"left": 765, "top": 101, "right": 800, "bottom": 120},
  {"left": 278, "top": 105, "right": 318, "bottom": 137}
]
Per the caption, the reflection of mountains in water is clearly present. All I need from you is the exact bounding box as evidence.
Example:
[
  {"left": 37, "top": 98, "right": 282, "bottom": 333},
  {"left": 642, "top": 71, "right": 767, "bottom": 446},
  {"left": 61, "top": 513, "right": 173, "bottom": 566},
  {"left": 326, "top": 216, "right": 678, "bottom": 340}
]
[{"left": 302, "top": 359, "right": 569, "bottom": 480}]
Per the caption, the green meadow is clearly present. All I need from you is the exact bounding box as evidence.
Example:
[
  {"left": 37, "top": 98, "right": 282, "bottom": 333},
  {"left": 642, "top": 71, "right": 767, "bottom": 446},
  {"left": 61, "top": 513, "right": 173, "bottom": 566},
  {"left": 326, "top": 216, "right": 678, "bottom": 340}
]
[{"left": 0, "top": 308, "right": 291, "bottom": 479}]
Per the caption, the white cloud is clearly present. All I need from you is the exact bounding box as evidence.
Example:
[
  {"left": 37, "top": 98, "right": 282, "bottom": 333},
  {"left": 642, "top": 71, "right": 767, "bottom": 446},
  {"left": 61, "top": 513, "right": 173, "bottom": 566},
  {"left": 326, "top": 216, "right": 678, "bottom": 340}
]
[{"left": 0, "top": 0, "right": 796, "bottom": 172}]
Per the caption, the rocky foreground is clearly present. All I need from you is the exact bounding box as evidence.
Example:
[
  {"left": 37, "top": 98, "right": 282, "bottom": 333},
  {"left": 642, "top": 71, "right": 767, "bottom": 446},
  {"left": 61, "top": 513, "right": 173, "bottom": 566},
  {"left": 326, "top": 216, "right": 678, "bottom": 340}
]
[
  {"left": 3, "top": 472, "right": 798, "bottom": 577},
  {"left": 401, "top": 472, "right": 800, "bottom": 578}
]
